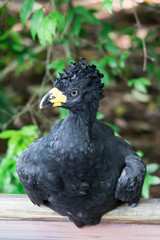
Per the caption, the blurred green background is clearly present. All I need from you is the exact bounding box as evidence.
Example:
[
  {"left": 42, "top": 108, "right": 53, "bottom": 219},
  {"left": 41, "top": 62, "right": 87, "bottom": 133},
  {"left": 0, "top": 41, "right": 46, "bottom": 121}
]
[{"left": 0, "top": 0, "right": 160, "bottom": 198}]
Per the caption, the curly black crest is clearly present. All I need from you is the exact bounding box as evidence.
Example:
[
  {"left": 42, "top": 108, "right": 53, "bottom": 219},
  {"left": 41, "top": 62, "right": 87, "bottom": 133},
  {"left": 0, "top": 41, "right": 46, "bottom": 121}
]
[{"left": 55, "top": 58, "right": 105, "bottom": 100}]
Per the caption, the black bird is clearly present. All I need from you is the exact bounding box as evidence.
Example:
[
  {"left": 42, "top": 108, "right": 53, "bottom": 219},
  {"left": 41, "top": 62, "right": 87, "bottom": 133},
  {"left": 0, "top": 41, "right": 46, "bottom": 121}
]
[{"left": 16, "top": 59, "right": 146, "bottom": 227}]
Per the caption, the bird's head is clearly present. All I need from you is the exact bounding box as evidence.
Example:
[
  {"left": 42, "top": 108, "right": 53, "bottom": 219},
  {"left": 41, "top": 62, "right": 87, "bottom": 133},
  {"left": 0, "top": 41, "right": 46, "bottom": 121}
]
[{"left": 40, "top": 59, "right": 104, "bottom": 112}]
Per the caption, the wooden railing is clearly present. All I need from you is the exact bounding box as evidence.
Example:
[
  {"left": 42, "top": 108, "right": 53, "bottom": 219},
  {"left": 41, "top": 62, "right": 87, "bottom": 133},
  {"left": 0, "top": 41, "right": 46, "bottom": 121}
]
[{"left": 0, "top": 194, "right": 160, "bottom": 240}]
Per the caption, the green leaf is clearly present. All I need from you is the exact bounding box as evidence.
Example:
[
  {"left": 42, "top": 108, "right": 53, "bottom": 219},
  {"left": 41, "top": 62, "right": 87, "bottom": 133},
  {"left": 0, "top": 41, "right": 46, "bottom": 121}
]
[
  {"left": 119, "top": 52, "right": 130, "bottom": 68},
  {"left": 67, "top": 58, "right": 75, "bottom": 64},
  {"left": 121, "top": 52, "right": 130, "bottom": 60},
  {"left": 74, "top": 6, "right": 99, "bottom": 25},
  {"left": 137, "top": 151, "right": 144, "bottom": 158},
  {"left": 47, "top": 59, "right": 65, "bottom": 76},
  {"left": 120, "top": 0, "right": 124, "bottom": 8},
  {"left": 21, "top": 125, "right": 39, "bottom": 137},
  {"left": 128, "top": 78, "right": 151, "bottom": 93},
  {"left": 97, "top": 112, "right": 104, "bottom": 120},
  {"left": 101, "top": 0, "right": 113, "bottom": 14},
  {"left": 71, "top": 16, "right": 82, "bottom": 36},
  {"left": 0, "top": 130, "right": 16, "bottom": 139},
  {"left": 37, "top": 11, "right": 65, "bottom": 46},
  {"left": 147, "top": 163, "right": 159, "bottom": 174},
  {"left": 30, "top": 8, "right": 43, "bottom": 40},
  {"left": 148, "top": 175, "right": 160, "bottom": 185},
  {"left": 105, "top": 39, "right": 120, "bottom": 55},
  {"left": 20, "top": 0, "right": 35, "bottom": 25},
  {"left": 83, "top": 10, "right": 100, "bottom": 25},
  {"left": 0, "top": 125, "right": 39, "bottom": 193},
  {"left": 59, "top": 108, "right": 69, "bottom": 119},
  {"left": 142, "top": 181, "right": 150, "bottom": 199},
  {"left": 100, "top": 24, "right": 112, "bottom": 39},
  {"left": 52, "top": 11, "right": 65, "bottom": 33},
  {"left": 66, "top": 9, "right": 74, "bottom": 26},
  {"left": 37, "top": 13, "right": 57, "bottom": 46},
  {"left": 105, "top": 122, "right": 120, "bottom": 132},
  {"left": 90, "top": 60, "right": 110, "bottom": 87},
  {"left": 105, "top": 56, "right": 117, "bottom": 68},
  {"left": 135, "top": 83, "right": 147, "bottom": 93}
]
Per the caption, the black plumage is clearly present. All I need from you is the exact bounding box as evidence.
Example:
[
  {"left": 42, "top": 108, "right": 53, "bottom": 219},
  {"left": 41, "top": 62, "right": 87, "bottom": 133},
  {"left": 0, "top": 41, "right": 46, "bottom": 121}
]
[{"left": 16, "top": 59, "right": 146, "bottom": 227}]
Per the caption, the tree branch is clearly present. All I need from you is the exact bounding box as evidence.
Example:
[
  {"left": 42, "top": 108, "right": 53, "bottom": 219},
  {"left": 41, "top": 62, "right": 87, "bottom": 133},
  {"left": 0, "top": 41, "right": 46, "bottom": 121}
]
[{"left": 132, "top": 6, "right": 147, "bottom": 71}]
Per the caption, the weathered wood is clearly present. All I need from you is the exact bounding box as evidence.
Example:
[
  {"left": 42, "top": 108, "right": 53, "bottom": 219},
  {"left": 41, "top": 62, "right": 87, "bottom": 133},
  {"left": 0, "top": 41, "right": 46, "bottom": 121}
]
[
  {"left": 0, "top": 221, "right": 160, "bottom": 240},
  {"left": 0, "top": 194, "right": 160, "bottom": 224}
]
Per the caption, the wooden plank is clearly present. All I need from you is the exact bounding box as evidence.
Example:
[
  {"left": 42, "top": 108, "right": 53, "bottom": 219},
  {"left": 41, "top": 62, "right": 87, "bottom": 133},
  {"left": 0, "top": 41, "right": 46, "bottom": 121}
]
[
  {"left": 0, "top": 194, "right": 160, "bottom": 224},
  {"left": 0, "top": 221, "right": 160, "bottom": 240}
]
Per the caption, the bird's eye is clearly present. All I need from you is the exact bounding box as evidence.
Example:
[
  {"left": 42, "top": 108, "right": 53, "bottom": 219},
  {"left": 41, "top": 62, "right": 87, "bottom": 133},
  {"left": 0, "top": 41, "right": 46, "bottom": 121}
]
[{"left": 70, "top": 89, "right": 79, "bottom": 97}]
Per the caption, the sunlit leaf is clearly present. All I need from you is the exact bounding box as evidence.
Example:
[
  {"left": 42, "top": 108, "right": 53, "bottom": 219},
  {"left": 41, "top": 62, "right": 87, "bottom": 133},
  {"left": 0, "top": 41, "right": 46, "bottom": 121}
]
[
  {"left": 52, "top": 11, "right": 65, "bottom": 33},
  {"left": 148, "top": 175, "right": 160, "bottom": 185},
  {"left": 147, "top": 163, "right": 159, "bottom": 174},
  {"left": 105, "top": 39, "right": 120, "bottom": 55},
  {"left": 74, "top": 6, "right": 99, "bottom": 25},
  {"left": 119, "top": 52, "right": 130, "bottom": 68},
  {"left": 137, "top": 151, "right": 144, "bottom": 158},
  {"left": 120, "top": 0, "right": 124, "bottom": 8},
  {"left": 142, "top": 164, "right": 160, "bottom": 198},
  {"left": 100, "top": 24, "right": 112, "bottom": 39},
  {"left": 128, "top": 78, "right": 151, "bottom": 93},
  {"left": 0, "top": 125, "right": 39, "bottom": 194},
  {"left": 30, "top": 8, "right": 43, "bottom": 40},
  {"left": 71, "top": 16, "right": 82, "bottom": 36},
  {"left": 66, "top": 9, "right": 74, "bottom": 26},
  {"left": 101, "top": 0, "right": 113, "bottom": 14},
  {"left": 97, "top": 112, "right": 104, "bottom": 120},
  {"left": 90, "top": 59, "right": 110, "bottom": 87},
  {"left": 105, "top": 56, "right": 118, "bottom": 68},
  {"left": 142, "top": 180, "right": 150, "bottom": 199},
  {"left": 47, "top": 59, "right": 65, "bottom": 76},
  {"left": 20, "top": 0, "right": 35, "bottom": 25},
  {"left": 0, "top": 130, "right": 16, "bottom": 139},
  {"left": 37, "top": 11, "right": 65, "bottom": 46},
  {"left": 59, "top": 108, "right": 69, "bottom": 119},
  {"left": 67, "top": 58, "right": 75, "bottom": 64},
  {"left": 105, "top": 122, "right": 120, "bottom": 132},
  {"left": 37, "top": 14, "right": 57, "bottom": 46}
]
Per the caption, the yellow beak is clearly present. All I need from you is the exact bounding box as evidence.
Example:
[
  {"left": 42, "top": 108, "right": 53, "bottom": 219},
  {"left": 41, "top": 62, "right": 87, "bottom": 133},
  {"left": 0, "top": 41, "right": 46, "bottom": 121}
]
[
  {"left": 49, "top": 88, "right": 67, "bottom": 107},
  {"left": 39, "top": 87, "right": 67, "bottom": 109}
]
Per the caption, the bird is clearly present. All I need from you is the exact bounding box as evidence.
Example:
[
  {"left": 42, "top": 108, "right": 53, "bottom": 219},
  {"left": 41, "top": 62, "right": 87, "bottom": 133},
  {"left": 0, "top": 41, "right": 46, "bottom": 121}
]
[{"left": 16, "top": 59, "right": 146, "bottom": 228}]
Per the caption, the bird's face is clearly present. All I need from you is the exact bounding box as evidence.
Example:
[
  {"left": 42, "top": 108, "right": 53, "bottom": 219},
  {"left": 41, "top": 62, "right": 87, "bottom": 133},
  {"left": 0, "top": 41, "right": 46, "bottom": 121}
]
[
  {"left": 40, "top": 77, "right": 92, "bottom": 110},
  {"left": 40, "top": 60, "right": 104, "bottom": 111}
]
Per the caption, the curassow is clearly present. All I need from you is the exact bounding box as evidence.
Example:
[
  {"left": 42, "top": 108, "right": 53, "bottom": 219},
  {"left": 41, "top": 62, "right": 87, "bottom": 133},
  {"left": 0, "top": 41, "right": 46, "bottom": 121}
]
[{"left": 16, "top": 59, "right": 146, "bottom": 227}]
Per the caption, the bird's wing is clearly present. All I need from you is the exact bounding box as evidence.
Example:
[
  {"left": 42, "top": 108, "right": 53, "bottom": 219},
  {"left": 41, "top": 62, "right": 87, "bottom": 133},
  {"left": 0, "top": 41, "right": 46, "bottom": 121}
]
[
  {"left": 16, "top": 120, "right": 64, "bottom": 206},
  {"left": 16, "top": 140, "right": 46, "bottom": 206},
  {"left": 17, "top": 164, "right": 44, "bottom": 206},
  {"left": 114, "top": 137, "right": 146, "bottom": 205}
]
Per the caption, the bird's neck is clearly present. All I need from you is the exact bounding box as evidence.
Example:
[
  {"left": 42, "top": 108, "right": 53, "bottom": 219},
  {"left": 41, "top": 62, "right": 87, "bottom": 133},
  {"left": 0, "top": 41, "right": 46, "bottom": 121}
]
[{"left": 65, "top": 102, "right": 99, "bottom": 137}]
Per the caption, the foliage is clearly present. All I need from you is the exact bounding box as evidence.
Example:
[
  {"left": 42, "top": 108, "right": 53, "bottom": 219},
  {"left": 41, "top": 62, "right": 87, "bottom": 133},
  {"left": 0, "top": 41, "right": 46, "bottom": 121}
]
[
  {"left": 142, "top": 163, "right": 160, "bottom": 199},
  {"left": 0, "top": 125, "right": 39, "bottom": 193},
  {"left": 0, "top": 88, "right": 16, "bottom": 129},
  {"left": 90, "top": 52, "right": 129, "bottom": 87},
  {"left": 128, "top": 78, "right": 151, "bottom": 94},
  {"left": 0, "top": 0, "right": 156, "bottom": 93},
  {"left": 20, "top": 0, "right": 35, "bottom": 26},
  {"left": 32, "top": 11, "right": 65, "bottom": 46},
  {"left": 101, "top": 0, "right": 113, "bottom": 14},
  {"left": 101, "top": 0, "right": 124, "bottom": 13},
  {"left": 47, "top": 58, "right": 75, "bottom": 76}
]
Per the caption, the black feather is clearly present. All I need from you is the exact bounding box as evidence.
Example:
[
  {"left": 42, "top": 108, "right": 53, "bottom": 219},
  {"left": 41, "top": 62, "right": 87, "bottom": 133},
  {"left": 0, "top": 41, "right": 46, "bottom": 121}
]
[{"left": 16, "top": 59, "right": 146, "bottom": 227}]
